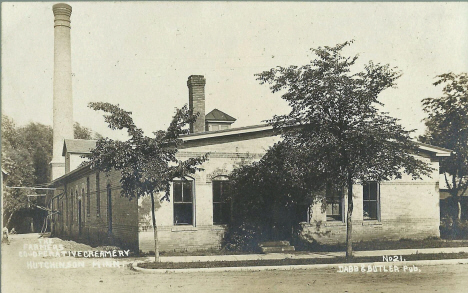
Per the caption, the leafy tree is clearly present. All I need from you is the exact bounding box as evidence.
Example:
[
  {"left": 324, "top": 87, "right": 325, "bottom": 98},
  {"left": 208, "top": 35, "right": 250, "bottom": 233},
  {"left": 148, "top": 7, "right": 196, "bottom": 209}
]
[
  {"left": 21, "top": 123, "right": 53, "bottom": 185},
  {"left": 256, "top": 41, "right": 433, "bottom": 259},
  {"left": 86, "top": 102, "right": 206, "bottom": 261},
  {"left": 421, "top": 72, "right": 468, "bottom": 220},
  {"left": 2, "top": 116, "right": 37, "bottom": 228},
  {"left": 74, "top": 122, "right": 102, "bottom": 140},
  {"left": 227, "top": 141, "right": 324, "bottom": 250},
  {"left": 2, "top": 116, "right": 102, "bottom": 231}
]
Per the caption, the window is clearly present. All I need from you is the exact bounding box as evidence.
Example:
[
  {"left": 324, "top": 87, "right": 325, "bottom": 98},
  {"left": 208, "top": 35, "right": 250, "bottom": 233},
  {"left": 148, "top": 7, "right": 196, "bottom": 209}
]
[
  {"left": 107, "top": 184, "right": 112, "bottom": 233},
  {"left": 60, "top": 198, "right": 64, "bottom": 232},
  {"left": 86, "top": 177, "right": 90, "bottom": 216},
  {"left": 211, "top": 125, "right": 219, "bottom": 131},
  {"left": 326, "top": 184, "right": 343, "bottom": 221},
  {"left": 212, "top": 179, "right": 231, "bottom": 224},
  {"left": 70, "top": 189, "right": 74, "bottom": 223},
  {"left": 173, "top": 180, "right": 193, "bottom": 225},
  {"left": 81, "top": 187, "right": 85, "bottom": 219},
  {"left": 220, "top": 125, "right": 229, "bottom": 130},
  {"left": 96, "top": 172, "right": 100, "bottom": 217},
  {"left": 363, "top": 182, "right": 379, "bottom": 220}
]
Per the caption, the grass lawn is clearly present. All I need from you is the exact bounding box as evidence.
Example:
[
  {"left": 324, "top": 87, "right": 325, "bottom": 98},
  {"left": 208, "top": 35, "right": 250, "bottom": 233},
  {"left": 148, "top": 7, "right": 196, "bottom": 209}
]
[
  {"left": 154, "top": 238, "right": 468, "bottom": 257},
  {"left": 307, "top": 238, "right": 468, "bottom": 252},
  {"left": 138, "top": 252, "right": 468, "bottom": 270}
]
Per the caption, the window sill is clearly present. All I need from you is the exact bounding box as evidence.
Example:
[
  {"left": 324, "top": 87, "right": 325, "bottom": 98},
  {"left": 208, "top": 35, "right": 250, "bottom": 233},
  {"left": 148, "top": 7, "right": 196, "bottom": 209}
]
[
  {"left": 171, "top": 226, "right": 197, "bottom": 232},
  {"left": 324, "top": 221, "right": 346, "bottom": 227},
  {"left": 362, "top": 220, "right": 382, "bottom": 226}
]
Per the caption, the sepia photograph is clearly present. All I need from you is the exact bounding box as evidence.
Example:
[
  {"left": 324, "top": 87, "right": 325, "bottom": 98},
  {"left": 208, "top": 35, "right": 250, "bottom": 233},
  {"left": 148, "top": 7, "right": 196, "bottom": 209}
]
[{"left": 1, "top": 1, "right": 468, "bottom": 292}]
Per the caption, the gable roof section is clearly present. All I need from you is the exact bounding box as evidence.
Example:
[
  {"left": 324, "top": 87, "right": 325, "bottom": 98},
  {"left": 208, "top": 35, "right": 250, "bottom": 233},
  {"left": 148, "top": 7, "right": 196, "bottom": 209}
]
[
  {"left": 205, "top": 109, "right": 236, "bottom": 122},
  {"left": 62, "top": 139, "right": 97, "bottom": 156},
  {"left": 416, "top": 142, "right": 452, "bottom": 157},
  {"left": 181, "top": 125, "right": 453, "bottom": 157},
  {"left": 181, "top": 124, "right": 276, "bottom": 148}
]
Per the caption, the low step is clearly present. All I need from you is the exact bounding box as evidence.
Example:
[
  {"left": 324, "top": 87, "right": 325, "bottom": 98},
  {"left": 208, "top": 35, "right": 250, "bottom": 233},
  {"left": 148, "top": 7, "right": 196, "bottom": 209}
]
[
  {"left": 258, "top": 241, "right": 291, "bottom": 247},
  {"left": 261, "top": 246, "right": 296, "bottom": 253}
]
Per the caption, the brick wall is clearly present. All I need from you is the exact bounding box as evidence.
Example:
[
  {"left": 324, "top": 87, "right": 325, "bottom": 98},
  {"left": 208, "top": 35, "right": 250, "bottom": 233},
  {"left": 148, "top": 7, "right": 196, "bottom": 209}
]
[
  {"left": 51, "top": 169, "right": 138, "bottom": 251},
  {"left": 299, "top": 156, "right": 441, "bottom": 244},
  {"left": 51, "top": 133, "right": 443, "bottom": 252}
]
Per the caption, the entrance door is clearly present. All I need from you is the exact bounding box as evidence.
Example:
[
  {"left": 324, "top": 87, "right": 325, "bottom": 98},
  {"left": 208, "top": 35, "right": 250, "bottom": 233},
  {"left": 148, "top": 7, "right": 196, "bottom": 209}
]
[
  {"left": 107, "top": 184, "right": 112, "bottom": 234},
  {"left": 78, "top": 199, "right": 82, "bottom": 236}
]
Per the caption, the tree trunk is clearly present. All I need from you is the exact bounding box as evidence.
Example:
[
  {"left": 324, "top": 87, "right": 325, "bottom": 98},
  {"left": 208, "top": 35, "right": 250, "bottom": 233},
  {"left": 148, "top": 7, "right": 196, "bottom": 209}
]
[
  {"left": 346, "top": 174, "right": 354, "bottom": 260},
  {"left": 150, "top": 192, "right": 160, "bottom": 262},
  {"left": 457, "top": 198, "right": 462, "bottom": 221},
  {"left": 6, "top": 211, "right": 15, "bottom": 228},
  {"left": 451, "top": 174, "right": 462, "bottom": 220}
]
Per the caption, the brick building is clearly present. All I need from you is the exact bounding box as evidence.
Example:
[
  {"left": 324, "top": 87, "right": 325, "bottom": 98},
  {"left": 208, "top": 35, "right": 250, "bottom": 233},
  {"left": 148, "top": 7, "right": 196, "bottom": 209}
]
[{"left": 47, "top": 75, "right": 451, "bottom": 253}]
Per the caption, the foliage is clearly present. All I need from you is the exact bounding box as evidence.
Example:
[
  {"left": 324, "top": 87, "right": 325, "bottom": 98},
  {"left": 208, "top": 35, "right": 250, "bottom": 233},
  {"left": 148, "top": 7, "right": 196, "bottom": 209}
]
[
  {"left": 223, "top": 223, "right": 264, "bottom": 252},
  {"left": 2, "top": 116, "right": 42, "bottom": 229},
  {"left": 1, "top": 115, "right": 101, "bottom": 230},
  {"left": 86, "top": 102, "right": 207, "bottom": 199},
  {"left": 420, "top": 72, "right": 468, "bottom": 219},
  {"left": 86, "top": 102, "right": 207, "bottom": 261},
  {"left": 440, "top": 218, "right": 468, "bottom": 240},
  {"left": 226, "top": 141, "right": 324, "bottom": 251},
  {"left": 254, "top": 41, "right": 433, "bottom": 258},
  {"left": 20, "top": 122, "right": 53, "bottom": 185},
  {"left": 74, "top": 122, "right": 102, "bottom": 140}
]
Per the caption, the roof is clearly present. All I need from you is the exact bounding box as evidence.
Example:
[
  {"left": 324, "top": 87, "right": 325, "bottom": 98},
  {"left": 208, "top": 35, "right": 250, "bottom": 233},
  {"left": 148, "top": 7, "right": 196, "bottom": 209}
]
[
  {"left": 50, "top": 124, "right": 453, "bottom": 186},
  {"left": 182, "top": 124, "right": 273, "bottom": 141},
  {"left": 416, "top": 142, "right": 452, "bottom": 157},
  {"left": 205, "top": 109, "right": 236, "bottom": 122},
  {"left": 62, "top": 139, "right": 97, "bottom": 156}
]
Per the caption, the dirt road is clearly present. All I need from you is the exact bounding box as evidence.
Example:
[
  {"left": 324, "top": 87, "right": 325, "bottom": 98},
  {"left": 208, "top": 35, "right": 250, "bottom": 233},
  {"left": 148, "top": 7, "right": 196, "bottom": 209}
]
[{"left": 2, "top": 234, "right": 467, "bottom": 293}]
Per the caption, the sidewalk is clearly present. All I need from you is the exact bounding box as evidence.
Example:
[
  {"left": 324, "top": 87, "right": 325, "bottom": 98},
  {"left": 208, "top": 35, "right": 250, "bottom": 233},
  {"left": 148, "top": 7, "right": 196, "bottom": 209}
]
[{"left": 149, "top": 246, "right": 468, "bottom": 263}]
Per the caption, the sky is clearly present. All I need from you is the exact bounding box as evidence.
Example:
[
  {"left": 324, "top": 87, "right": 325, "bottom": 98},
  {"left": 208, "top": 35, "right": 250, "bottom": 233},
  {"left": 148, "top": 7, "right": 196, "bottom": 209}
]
[{"left": 2, "top": 2, "right": 468, "bottom": 140}]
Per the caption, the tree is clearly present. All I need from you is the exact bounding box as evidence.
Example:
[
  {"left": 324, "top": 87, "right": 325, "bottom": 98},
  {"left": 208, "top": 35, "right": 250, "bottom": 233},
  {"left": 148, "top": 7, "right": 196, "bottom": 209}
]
[
  {"left": 421, "top": 72, "right": 468, "bottom": 220},
  {"left": 86, "top": 102, "right": 206, "bottom": 262},
  {"left": 2, "top": 116, "right": 37, "bottom": 228},
  {"left": 2, "top": 115, "right": 102, "bottom": 231},
  {"left": 256, "top": 41, "right": 433, "bottom": 259},
  {"left": 227, "top": 141, "right": 325, "bottom": 251},
  {"left": 74, "top": 122, "right": 102, "bottom": 140},
  {"left": 21, "top": 123, "right": 53, "bottom": 185}
]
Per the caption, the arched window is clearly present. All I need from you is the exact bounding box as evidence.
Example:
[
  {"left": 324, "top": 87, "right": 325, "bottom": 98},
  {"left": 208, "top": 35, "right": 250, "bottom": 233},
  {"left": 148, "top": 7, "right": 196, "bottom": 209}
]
[
  {"left": 71, "top": 189, "right": 77, "bottom": 223},
  {"left": 107, "top": 184, "right": 112, "bottom": 233},
  {"left": 86, "top": 177, "right": 90, "bottom": 217},
  {"left": 96, "top": 172, "right": 100, "bottom": 217},
  {"left": 173, "top": 178, "right": 194, "bottom": 225},
  {"left": 212, "top": 176, "right": 231, "bottom": 225}
]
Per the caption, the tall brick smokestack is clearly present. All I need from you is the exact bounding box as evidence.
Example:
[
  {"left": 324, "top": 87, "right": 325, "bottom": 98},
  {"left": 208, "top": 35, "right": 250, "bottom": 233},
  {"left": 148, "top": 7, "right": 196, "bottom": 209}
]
[
  {"left": 50, "top": 3, "right": 74, "bottom": 180},
  {"left": 187, "top": 75, "right": 206, "bottom": 133}
]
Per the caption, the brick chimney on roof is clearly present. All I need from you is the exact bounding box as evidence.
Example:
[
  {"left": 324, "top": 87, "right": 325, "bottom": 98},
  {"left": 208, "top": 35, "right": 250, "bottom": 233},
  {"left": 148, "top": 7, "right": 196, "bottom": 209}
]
[{"left": 187, "top": 75, "right": 206, "bottom": 133}]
